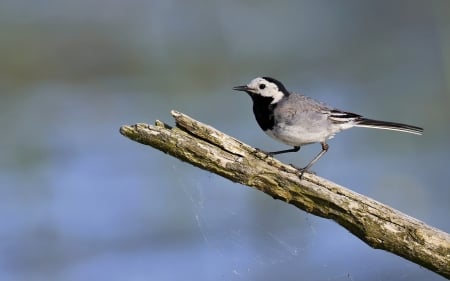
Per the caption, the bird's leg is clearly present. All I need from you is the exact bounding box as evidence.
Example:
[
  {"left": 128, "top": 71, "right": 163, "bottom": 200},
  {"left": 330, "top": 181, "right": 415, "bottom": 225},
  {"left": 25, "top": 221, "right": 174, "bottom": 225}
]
[
  {"left": 267, "top": 146, "right": 301, "bottom": 156},
  {"left": 253, "top": 146, "right": 300, "bottom": 159},
  {"left": 298, "top": 142, "right": 329, "bottom": 179},
  {"left": 265, "top": 146, "right": 305, "bottom": 172}
]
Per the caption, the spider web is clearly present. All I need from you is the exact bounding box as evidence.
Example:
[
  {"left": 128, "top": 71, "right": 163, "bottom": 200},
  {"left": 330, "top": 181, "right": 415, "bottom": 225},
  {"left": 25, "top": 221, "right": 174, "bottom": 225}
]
[{"left": 169, "top": 164, "right": 420, "bottom": 281}]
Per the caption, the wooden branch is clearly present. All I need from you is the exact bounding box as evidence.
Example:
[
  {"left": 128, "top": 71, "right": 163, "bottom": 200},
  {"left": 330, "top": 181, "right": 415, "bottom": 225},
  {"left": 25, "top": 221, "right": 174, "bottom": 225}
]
[{"left": 119, "top": 110, "right": 450, "bottom": 279}]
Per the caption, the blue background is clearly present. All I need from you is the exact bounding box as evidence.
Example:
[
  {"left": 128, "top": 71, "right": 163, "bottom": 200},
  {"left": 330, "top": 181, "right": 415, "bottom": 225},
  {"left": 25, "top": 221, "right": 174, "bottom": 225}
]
[{"left": 1, "top": 1, "right": 449, "bottom": 280}]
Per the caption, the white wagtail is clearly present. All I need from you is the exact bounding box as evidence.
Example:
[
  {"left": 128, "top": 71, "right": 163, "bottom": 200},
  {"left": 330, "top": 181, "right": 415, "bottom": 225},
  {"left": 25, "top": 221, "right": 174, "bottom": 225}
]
[{"left": 233, "top": 77, "right": 423, "bottom": 178}]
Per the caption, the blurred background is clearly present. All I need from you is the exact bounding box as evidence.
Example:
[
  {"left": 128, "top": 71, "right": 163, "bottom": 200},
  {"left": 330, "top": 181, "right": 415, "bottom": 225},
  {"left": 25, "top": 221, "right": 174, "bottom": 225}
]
[{"left": 1, "top": 0, "right": 449, "bottom": 280}]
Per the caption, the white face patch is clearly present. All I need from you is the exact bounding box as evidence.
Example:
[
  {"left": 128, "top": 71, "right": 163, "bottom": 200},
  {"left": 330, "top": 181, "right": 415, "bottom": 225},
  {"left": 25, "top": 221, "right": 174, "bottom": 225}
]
[{"left": 247, "top": 77, "right": 285, "bottom": 104}]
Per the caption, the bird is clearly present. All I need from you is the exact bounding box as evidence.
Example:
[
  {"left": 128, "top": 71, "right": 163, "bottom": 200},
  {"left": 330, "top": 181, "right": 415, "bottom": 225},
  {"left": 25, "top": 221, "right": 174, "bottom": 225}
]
[{"left": 233, "top": 76, "right": 423, "bottom": 178}]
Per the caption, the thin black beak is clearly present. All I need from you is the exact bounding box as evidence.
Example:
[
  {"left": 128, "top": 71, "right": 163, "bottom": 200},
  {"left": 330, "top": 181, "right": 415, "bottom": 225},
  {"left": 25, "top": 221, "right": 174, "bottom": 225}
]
[{"left": 232, "top": 85, "right": 250, "bottom": 92}]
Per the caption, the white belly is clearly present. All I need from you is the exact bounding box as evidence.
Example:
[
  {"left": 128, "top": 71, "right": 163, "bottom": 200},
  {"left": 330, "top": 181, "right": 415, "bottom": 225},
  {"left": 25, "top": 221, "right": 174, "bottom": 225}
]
[{"left": 264, "top": 123, "right": 336, "bottom": 146}]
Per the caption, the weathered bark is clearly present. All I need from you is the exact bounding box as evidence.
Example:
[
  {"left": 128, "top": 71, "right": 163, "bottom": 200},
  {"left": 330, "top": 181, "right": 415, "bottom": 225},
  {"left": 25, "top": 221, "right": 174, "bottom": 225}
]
[{"left": 120, "top": 110, "right": 450, "bottom": 279}]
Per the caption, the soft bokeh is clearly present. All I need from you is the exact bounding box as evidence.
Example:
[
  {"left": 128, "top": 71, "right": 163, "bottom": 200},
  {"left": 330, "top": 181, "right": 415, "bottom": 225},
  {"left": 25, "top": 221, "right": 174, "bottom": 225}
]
[{"left": 1, "top": 1, "right": 449, "bottom": 280}]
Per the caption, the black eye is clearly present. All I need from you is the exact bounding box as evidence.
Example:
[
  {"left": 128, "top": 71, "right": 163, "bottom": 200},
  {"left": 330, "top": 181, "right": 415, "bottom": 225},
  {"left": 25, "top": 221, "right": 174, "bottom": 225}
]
[{"left": 259, "top": 84, "right": 266, "bottom": 89}]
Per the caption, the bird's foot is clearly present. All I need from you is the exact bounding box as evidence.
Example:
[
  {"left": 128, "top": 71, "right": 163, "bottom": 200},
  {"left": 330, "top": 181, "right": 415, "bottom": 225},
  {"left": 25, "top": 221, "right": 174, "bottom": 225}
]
[
  {"left": 289, "top": 163, "right": 302, "bottom": 170},
  {"left": 253, "top": 147, "right": 273, "bottom": 158},
  {"left": 289, "top": 164, "right": 315, "bottom": 180}
]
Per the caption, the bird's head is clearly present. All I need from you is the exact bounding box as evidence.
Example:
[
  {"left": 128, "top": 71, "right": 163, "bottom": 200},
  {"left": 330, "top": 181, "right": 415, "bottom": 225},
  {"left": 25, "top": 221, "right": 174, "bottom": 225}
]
[{"left": 233, "top": 77, "right": 288, "bottom": 104}]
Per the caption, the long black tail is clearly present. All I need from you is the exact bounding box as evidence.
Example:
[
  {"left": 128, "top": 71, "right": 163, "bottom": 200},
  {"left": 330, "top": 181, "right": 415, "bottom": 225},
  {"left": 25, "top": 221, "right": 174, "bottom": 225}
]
[{"left": 355, "top": 118, "right": 423, "bottom": 135}]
